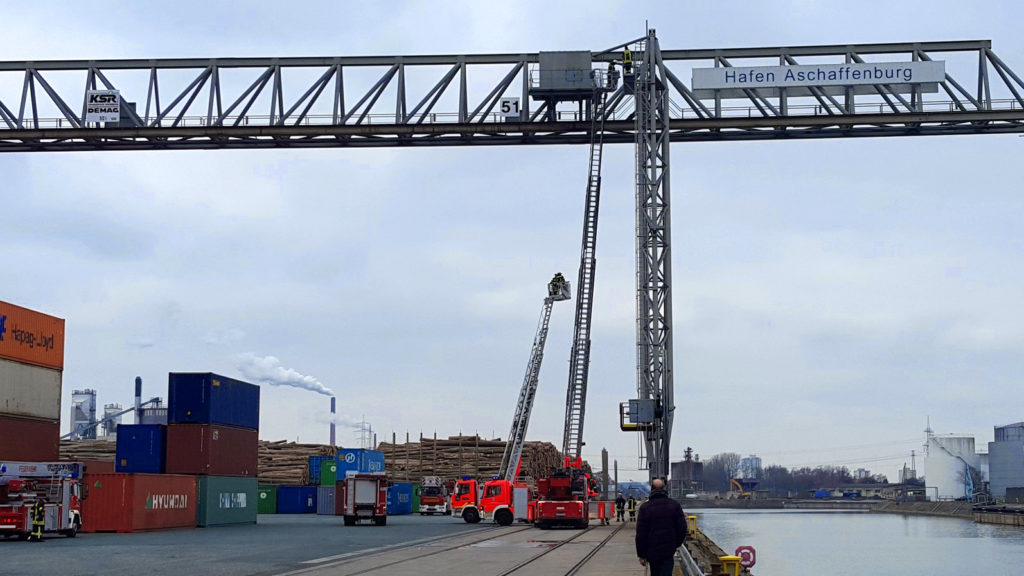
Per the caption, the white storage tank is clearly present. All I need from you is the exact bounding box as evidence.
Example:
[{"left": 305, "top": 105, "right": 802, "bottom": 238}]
[{"left": 925, "top": 435, "right": 982, "bottom": 500}]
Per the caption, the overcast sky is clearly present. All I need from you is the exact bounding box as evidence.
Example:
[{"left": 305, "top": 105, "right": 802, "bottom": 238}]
[{"left": 2, "top": 1, "right": 1022, "bottom": 481}]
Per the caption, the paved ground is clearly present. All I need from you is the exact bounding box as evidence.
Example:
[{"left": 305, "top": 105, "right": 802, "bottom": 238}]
[
  {"left": 0, "top": 515, "right": 650, "bottom": 576},
  {"left": 0, "top": 514, "right": 483, "bottom": 576}
]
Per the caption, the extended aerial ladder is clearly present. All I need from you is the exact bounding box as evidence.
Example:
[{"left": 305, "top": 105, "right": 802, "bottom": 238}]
[
  {"left": 561, "top": 81, "right": 611, "bottom": 466},
  {"left": 451, "top": 274, "right": 569, "bottom": 525},
  {"left": 498, "top": 273, "right": 571, "bottom": 482}
]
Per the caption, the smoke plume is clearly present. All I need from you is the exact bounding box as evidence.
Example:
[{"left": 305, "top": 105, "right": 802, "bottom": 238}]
[{"left": 235, "top": 353, "right": 335, "bottom": 396}]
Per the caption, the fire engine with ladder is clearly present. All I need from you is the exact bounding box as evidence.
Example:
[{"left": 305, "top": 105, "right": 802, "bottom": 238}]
[
  {"left": 0, "top": 461, "right": 87, "bottom": 540},
  {"left": 450, "top": 273, "right": 570, "bottom": 525}
]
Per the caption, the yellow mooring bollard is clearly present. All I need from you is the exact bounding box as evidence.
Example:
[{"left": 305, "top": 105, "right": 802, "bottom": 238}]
[
  {"left": 687, "top": 515, "right": 698, "bottom": 538},
  {"left": 719, "top": 555, "right": 742, "bottom": 576}
]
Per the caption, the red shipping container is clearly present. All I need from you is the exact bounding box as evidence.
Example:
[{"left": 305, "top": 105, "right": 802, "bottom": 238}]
[
  {"left": 81, "top": 473, "right": 197, "bottom": 533},
  {"left": 165, "top": 423, "right": 258, "bottom": 476},
  {"left": 0, "top": 413, "right": 58, "bottom": 461}
]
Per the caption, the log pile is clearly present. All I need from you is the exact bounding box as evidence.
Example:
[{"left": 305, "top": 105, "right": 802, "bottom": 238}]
[
  {"left": 59, "top": 438, "right": 336, "bottom": 486},
  {"left": 376, "top": 435, "right": 573, "bottom": 482},
  {"left": 60, "top": 439, "right": 116, "bottom": 462},
  {"left": 256, "top": 440, "right": 336, "bottom": 485}
]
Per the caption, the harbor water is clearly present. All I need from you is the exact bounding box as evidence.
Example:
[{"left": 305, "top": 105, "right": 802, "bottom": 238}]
[{"left": 692, "top": 508, "right": 1024, "bottom": 576}]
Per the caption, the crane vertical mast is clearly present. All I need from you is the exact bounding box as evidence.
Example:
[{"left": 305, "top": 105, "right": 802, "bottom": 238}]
[
  {"left": 499, "top": 274, "right": 570, "bottom": 482},
  {"left": 633, "top": 29, "right": 674, "bottom": 481},
  {"left": 561, "top": 88, "right": 609, "bottom": 463}
]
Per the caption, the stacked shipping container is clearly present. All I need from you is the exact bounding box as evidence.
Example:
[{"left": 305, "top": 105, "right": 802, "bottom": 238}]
[
  {"left": 0, "top": 300, "right": 65, "bottom": 462},
  {"left": 165, "top": 373, "right": 260, "bottom": 526}
]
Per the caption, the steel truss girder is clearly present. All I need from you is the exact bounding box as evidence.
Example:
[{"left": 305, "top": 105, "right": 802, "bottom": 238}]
[
  {"left": 1, "top": 39, "right": 1023, "bottom": 152},
  {"left": 1, "top": 109, "right": 1021, "bottom": 152}
]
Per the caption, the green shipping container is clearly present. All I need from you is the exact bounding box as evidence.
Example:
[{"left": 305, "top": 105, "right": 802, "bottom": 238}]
[
  {"left": 319, "top": 460, "right": 338, "bottom": 486},
  {"left": 258, "top": 485, "right": 278, "bottom": 514},
  {"left": 197, "top": 476, "right": 258, "bottom": 527},
  {"left": 412, "top": 484, "right": 421, "bottom": 513}
]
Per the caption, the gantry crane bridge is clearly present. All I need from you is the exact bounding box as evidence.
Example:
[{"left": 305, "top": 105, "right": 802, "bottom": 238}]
[{"left": 3, "top": 32, "right": 1023, "bottom": 480}]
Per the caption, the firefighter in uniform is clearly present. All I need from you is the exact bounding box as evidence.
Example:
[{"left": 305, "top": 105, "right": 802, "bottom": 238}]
[
  {"left": 623, "top": 47, "right": 634, "bottom": 76},
  {"left": 29, "top": 498, "right": 46, "bottom": 542},
  {"left": 627, "top": 495, "right": 638, "bottom": 522}
]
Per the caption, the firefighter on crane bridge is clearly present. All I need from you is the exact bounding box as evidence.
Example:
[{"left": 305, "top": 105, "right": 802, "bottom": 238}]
[{"left": 623, "top": 47, "right": 634, "bottom": 76}]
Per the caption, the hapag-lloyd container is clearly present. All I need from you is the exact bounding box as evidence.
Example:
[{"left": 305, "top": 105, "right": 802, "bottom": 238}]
[
  {"left": 81, "top": 473, "right": 197, "bottom": 533},
  {"left": 116, "top": 424, "right": 166, "bottom": 474},
  {"left": 0, "top": 300, "right": 65, "bottom": 371},
  {"left": 197, "top": 476, "right": 258, "bottom": 526},
  {"left": 165, "top": 423, "right": 258, "bottom": 476},
  {"left": 168, "top": 373, "right": 260, "bottom": 430},
  {"left": 336, "top": 449, "right": 386, "bottom": 477},
  {"left": 0, "top": 357, "right": 62, "bottom": 421},
  {"left": 0, "top": 413, "right": 59, "bottom": 461}
]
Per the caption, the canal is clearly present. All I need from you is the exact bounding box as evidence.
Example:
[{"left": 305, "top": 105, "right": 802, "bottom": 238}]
[{"left": 691, "top": 508, "right": 1024, "bottom": 575}]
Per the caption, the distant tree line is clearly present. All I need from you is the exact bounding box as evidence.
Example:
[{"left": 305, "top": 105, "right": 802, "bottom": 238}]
[{"left": 700, "top": 452, "right": 888, "bottom": 495}]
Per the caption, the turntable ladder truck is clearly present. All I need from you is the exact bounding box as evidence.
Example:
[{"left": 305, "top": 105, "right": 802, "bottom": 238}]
[{"left": 451, "top": 274, "right": 570, "bottom": 525}]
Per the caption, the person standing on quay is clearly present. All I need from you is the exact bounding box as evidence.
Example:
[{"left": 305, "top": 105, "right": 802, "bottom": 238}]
[
  {"left": 635, "top": 478, "right": 686, "bottom": 576},
  {"left": 615, "top": 493, "right": 626, "bottom": 522}
]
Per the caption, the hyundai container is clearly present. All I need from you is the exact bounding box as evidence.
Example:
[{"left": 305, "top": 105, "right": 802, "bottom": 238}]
[{"left": 81, "top": 473, "right": 197, "bottom": 533}]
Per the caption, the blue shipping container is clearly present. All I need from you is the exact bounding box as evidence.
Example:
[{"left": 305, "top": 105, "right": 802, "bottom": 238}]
[
  {"left": 336, "top": 449, "right": 386, "bottom": 477},
  {"left": 168, "top": 372, "right": 260, "bottom": 430},
  {"left": 276, "top": 486, "right": 317, "bottom": 514},
  {"left": 387, "top": 483, "right": 413, "bottom": 515},
  {"left": 308, "top": 456, "right": 336, "bottom": 486},
  {"left": 115, "top": 424, "right": 166, "bottom": 474}
]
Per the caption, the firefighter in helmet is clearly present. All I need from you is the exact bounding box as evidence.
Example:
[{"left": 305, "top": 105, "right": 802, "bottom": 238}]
[{"left": 29, "top": 498, "right": 46, "bottom": 542}]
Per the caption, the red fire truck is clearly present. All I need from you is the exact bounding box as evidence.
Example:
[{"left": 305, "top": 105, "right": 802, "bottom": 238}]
[
  {"left": 337, "top": 473, "right": 388, "bottom": 526},
  {"left": 534, "top": 457, "right": 592, "bottom": 529},
  {"left": 0, "top": 461, "right": 86, "bottom": 540}
]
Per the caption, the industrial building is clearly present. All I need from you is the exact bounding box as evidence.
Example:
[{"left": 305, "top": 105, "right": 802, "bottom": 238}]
[{"left": 987, "top": 422, "right": 1024, "bottom": 500}]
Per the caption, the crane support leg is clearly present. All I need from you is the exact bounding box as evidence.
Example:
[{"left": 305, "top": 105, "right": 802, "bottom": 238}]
[{"left": 634, "top": 29, "right": 674, "bottom": 481}]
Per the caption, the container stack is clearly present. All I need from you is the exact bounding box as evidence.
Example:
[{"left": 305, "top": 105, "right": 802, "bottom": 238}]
[
  {"left": 0, "top": 300, "right": 65, "bottom": 462},
  {"left": 165, "top": 373, "right": 260, "bottom": 527},
  {"left": 306, "top": 449, "right": 386, "bottom": 516}
]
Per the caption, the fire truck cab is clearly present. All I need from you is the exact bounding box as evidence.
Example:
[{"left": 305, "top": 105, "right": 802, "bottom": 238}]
[
  {"left": 0, "top": 461, "right": 86, "bottom": 540},
  {"left": 451, "top": 477, "right": 517, "bottom": 526}
]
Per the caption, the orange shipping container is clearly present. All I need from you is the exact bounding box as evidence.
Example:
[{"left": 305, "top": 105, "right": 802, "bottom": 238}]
[{"left": 0, "top": 301, "right": 65, "bottom": 370}]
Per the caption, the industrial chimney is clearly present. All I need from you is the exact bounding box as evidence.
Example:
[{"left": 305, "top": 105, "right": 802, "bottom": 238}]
[
  {"left": 134, "top": 376, "right": 142, "bottom": 424},
  {"left": 330, "top": 396, "right": 336, "bottom": 446}
]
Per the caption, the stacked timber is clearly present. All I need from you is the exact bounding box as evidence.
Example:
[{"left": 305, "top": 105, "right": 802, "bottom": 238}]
[
  {"left": 60, "top": 439, "right": 116, "bottom": 462},
  {"left": 256, "top": 440, "right": 336, "bottom": 485},
  {"left": 376, "top": 435, "right": 572, "bottom": 482},
  {"left": 61, "top": 438, "right": 335, "bottom": 486}
]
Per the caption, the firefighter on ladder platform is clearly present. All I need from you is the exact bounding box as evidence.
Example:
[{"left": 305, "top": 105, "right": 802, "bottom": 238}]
[{"left": 29, "top": 498, "right": 46, "bottom": 542}]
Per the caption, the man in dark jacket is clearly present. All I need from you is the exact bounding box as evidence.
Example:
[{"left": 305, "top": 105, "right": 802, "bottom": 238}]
[
  {"left": 635, "top": 479, "right": 685, "bottom": 576},
  {"left": 615, "top": 493, "right": 626, "bottom": 522}
]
